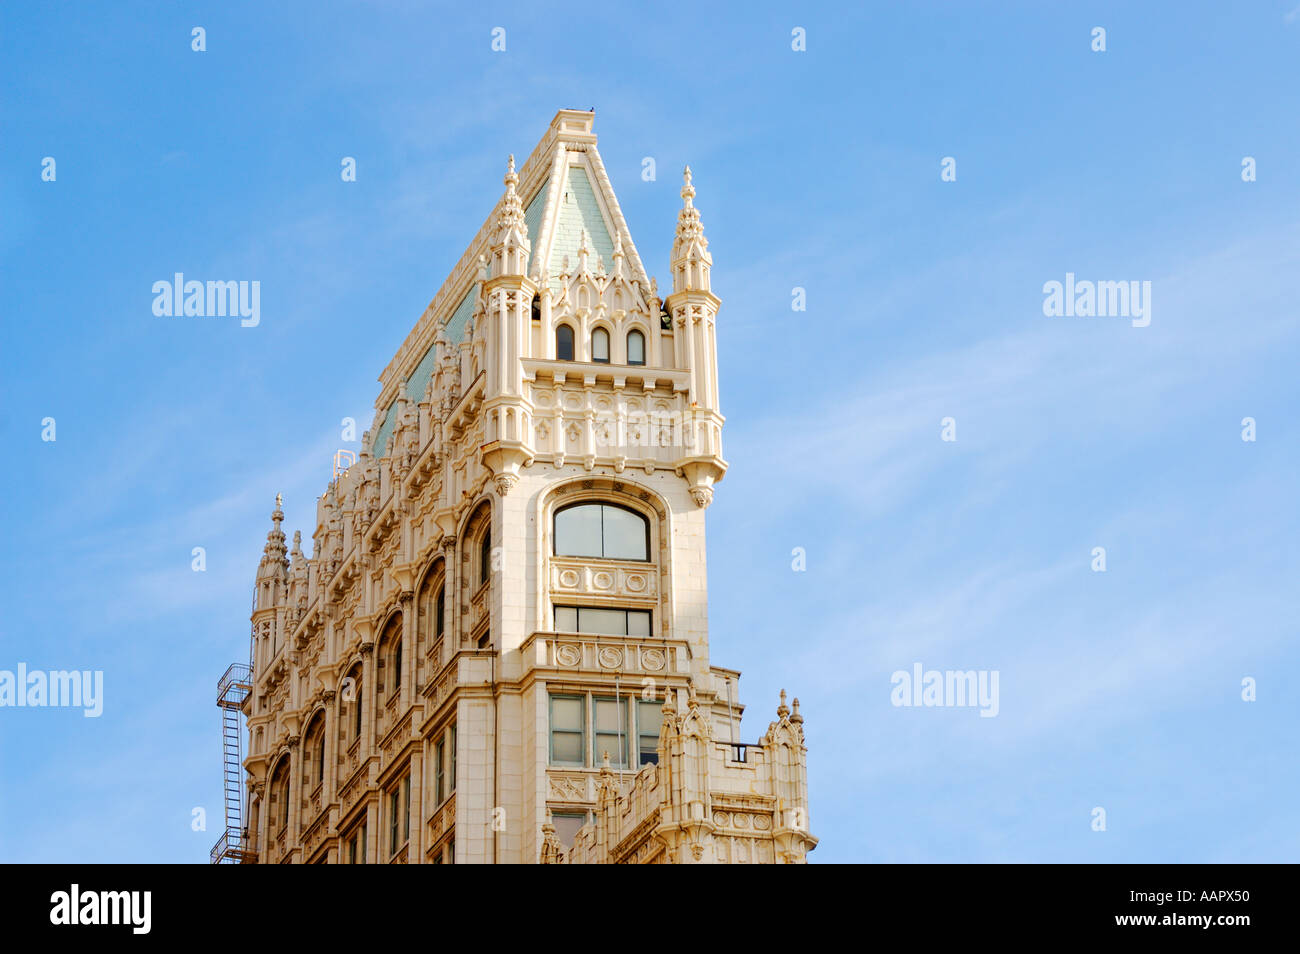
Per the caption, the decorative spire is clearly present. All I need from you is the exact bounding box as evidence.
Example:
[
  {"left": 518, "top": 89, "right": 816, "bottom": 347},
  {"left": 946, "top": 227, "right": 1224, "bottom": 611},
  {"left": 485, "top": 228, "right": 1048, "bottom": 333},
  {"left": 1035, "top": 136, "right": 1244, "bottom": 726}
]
[
  {"left": 777, "top": 689, "right": 789, "bottom": 719},
  {"left": 493, "top": 154, "right": 529, "bottom": 276},
  {"left": 791, "top": 696, "right": 803, "bottom": 725},
  {"left": 671, "top": 165, "right": 711, "bottom": 293},
  {"left": 257, "top": 494, "right": 289, "bottom": 582}
]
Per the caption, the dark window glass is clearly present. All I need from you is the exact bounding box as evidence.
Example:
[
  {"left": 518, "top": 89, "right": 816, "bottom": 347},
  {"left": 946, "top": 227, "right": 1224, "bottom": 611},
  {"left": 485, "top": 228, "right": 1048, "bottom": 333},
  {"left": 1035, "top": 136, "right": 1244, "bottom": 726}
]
[
  {"left": 435, "top": 740, "right": 445, "bottom": 803},
  {"left": 556, "top": 325, "right": 575, "bottom": 361},
  {"left": 389, "top": 789, "right": 400, "bottom": 853},
  {"left": 479, "top": 530, "right": 491, "bottom": 585},
  {"left": 393, "top": 641, "right": 402, "bottom": 688},
  {"left": 435, "top": 587, "right": 445, "bottom": 638},
  {"left": 592, "top": 328, "right": 610, "bottom": 362},
  {"left": 554, "top": 503, "right": 648, "bottom": 561},
  {"left": 627, "top": 330, "right": 645, "bottom": 366}
]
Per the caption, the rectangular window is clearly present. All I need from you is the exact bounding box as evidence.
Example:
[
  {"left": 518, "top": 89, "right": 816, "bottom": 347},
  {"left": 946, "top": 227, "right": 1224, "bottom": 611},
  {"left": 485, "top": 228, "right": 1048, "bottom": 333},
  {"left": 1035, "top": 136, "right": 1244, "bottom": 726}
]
[
  {"left": 348, "top": 835, "right": 358, "bottom": 864},
  {"left": 553, "top": 606, "right": 651, "bottom": 636},
  {"left": 435, "top": 740, "right": 445, "bottom": 804},
  {"left": 594, "top": 696, "right": 629, "bottom": 768},
  {"left": 389, "top": 788, "right": 400, "bottom": 855},
  {"left": 550, "top": 694, "right": 586, "bottom": 765},
  {"left": 638, "top": 699, "right": 662, "bottom": 766},
  {"left": 449, "top": 725, "right": 456, "bottom": 793},
  {"left": 403, "top": 775, "right": 411, "bottom": 842}
]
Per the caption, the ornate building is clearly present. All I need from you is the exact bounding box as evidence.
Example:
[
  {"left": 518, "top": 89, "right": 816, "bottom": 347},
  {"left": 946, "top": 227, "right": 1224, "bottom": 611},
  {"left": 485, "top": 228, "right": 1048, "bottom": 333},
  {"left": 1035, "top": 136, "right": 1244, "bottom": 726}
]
[{"left": 227, "top": 110, "right": 816, "bottom": 864}]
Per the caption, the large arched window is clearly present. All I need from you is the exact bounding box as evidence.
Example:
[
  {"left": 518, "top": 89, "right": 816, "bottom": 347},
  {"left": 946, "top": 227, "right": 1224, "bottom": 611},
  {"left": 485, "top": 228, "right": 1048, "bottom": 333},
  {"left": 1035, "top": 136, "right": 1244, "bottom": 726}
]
[
  {"left": 554, "top": 502, "right": 649, "bottom": 561},
  {"left": 627, "top": 330, "right": 646, "bottom": 366},
  {"left": 271, "top": 757, "right": 291, "bottom": 832},
  {"left": 556, "top": 324, "right": 575, "bottom": 361},
  {"left": 592, "top": 328, "right": 610, "bottom": 363}
]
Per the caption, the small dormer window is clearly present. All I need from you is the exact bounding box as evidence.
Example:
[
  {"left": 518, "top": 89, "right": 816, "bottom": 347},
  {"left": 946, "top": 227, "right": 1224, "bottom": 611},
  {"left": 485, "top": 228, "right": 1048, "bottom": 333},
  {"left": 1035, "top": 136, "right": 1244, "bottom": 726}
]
[
  {"left": 556, "top": 324, "right": 575, "bottom": 361},
  {"left": 627, "top": 330, "right": 645, "bottom": 366}
]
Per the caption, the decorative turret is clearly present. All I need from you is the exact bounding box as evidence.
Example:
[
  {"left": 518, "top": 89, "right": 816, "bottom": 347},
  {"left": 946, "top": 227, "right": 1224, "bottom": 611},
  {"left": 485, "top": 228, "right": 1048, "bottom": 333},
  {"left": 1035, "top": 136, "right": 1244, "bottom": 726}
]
[
  {"left": 491, "top": 155, "right": 530, "bottom": 279},
  {"left": 481, "top": 157, "right": 538, "bottom": 495},
  {"left": 664, "top": 167, "right": 727, "bottom": 508},
  {"left": 255, "top": 494, "right": 289, "bottom": 592},
  {"left": 671, "top": 166, "right": 712, "bottom": 294}
]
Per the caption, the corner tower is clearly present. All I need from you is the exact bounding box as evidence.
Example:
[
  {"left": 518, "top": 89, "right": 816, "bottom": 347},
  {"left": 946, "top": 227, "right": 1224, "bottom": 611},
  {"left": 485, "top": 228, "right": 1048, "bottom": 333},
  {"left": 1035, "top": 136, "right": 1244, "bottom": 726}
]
[{"left": 223, "top": 111, "right": 815, "bottom": 865}]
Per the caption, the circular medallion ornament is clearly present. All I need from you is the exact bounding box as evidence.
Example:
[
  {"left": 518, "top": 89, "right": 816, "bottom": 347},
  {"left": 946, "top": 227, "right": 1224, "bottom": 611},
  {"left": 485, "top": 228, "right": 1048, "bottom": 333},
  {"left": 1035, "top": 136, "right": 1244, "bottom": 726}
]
[
  {"left": 597, "top": 646, "right": 623, "bottom": 669},
  {"left": 555, "top": 644, "right": 581, "bottom": 667}
]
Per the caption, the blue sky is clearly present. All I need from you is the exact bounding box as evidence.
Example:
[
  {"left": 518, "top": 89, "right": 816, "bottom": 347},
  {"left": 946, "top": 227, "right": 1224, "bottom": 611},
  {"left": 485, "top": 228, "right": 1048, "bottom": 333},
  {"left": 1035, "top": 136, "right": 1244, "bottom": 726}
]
[{"left": 2, "top": 1, "right": 1297, "bottom": 863}]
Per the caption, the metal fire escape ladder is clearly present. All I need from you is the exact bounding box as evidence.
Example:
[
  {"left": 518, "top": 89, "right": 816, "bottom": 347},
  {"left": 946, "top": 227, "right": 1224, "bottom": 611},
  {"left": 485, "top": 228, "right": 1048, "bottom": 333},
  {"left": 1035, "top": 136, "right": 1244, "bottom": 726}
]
[{"left": 210, "top": 662, "right": 253, "bottom": 864}]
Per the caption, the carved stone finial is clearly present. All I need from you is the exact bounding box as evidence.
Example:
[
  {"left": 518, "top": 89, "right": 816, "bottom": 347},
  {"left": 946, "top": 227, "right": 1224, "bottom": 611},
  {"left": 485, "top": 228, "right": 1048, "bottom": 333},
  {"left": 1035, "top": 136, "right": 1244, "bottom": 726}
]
[
  {"left": 791, "top": 696, "right": 803, "bottom": 724},
  {"left": 777, "top": 689, "right": 789, "bottom": 719}
]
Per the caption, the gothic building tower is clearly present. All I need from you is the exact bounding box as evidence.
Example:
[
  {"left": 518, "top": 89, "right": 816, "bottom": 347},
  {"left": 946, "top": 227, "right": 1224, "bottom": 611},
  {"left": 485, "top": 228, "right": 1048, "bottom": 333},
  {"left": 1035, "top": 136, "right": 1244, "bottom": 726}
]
[{"left": 227, "top": 111, "right": 816, "bottom": 864}]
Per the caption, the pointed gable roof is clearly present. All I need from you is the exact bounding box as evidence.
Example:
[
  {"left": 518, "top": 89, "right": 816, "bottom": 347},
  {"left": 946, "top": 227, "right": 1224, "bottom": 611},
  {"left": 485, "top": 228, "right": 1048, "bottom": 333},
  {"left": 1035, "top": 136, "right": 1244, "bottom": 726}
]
[{"left": 374, "top": 110, "right": 651, "bottom": 412}]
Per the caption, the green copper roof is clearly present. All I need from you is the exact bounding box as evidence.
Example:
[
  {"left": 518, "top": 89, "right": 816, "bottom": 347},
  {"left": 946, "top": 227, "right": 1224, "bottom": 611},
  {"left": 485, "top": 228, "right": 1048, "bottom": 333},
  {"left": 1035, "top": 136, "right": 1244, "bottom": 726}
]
[
  {"left": 443, "top": 285, "right": 477, "bottom": 345},
  {"left": 548, "top": 166, "right": 613, "bottom": 288},
  {"left": 524, "top": 182, "right": 549, "bottom": 275},
  {"left": 406, "top": 338, "right": 439, "bottom": 404},
  {"left": 372, "top": 400, "right": 397, "bottom": 458}
]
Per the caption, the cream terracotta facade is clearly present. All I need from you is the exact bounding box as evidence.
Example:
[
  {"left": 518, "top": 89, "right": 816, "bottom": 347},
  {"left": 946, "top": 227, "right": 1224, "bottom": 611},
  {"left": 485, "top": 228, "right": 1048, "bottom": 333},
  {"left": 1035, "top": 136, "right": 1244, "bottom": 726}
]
[{"left": 230, "top": 111, "right": 816, "bottom": 864}]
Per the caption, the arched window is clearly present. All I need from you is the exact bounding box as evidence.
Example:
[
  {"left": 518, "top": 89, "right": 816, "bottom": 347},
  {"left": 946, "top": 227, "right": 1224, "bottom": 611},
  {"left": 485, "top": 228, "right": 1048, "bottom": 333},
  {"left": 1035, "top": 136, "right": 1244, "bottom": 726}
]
[
  {"left": 530, "top": 294, "right": 541, "bottom": 322},
  {"left": 435, "top": 586, "right": 446, "bottom": 640},
  {"left": 271, "top": 757, "right": 291, "bottom": 832},
  {"left": 479, "top": 528, "right": 492, "bottom": 586},
  {"left": 343, "top": 665, "right": 363, "bottom": 743},
  {"left": 303, "top": 712, "right": 327, "bottom": 791},
  {"left": 556, "top": 324, "right": 575, "bottom": 361},
  {"left": 627, "top": 330, "right": 645, "bottom": 366},
  {"left": 554, "top": 502, "right": 650, "bottom": 561},
  {"left": 592, "top": 328, "right": 610, "bottom": 363},
  {"left": 378, "top": 615, "right": 402, "bottom": 700}
]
